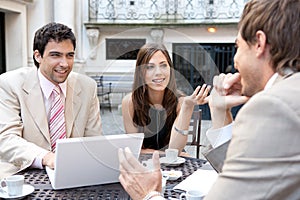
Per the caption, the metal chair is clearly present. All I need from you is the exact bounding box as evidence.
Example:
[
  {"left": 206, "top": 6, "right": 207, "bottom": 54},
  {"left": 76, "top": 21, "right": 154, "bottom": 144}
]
[
  {"left": 186, "top": 109, "right": 203, "bottom": 158},
  {"left": 91, "top": 75, "right": 112, "bottom": 113}
]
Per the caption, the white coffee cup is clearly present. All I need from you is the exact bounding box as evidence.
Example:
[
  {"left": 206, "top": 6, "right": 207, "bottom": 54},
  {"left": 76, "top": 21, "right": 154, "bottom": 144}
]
[
  {"left": 0, "top": 175, "right": 24, "bottom": 196},
  {"left": 165, "top": 148, "right": 179, "bottom": 163},
  {"left": 179, "top": 190, "right": 205, "bottom": 200}
]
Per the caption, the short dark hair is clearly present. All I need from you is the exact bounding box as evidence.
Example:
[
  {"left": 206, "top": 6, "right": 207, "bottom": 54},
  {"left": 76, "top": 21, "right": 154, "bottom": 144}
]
[
  {"left": 239, "top": 0, "right": 300, "bottom": 74},
  {"left": 32, "top": 22, "right": 76, "bottom": 68}
]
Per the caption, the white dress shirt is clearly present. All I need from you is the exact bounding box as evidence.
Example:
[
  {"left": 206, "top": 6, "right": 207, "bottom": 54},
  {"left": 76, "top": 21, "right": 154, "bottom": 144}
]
[{"left": 30, "top": 69, "right": 67, "bottom": 169}]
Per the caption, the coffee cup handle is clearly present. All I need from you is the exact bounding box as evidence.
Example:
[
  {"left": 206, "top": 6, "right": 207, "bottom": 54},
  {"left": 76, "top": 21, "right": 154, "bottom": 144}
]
[
  {"left": 0, "top": 179, "right": 7, "bottom": 189},
  {"left": 142, "top": 161, "right": 147, "bottom": 167},
  {"left": 162, "top": 174, "right": 169, "bottom": 180},
  {"left": 179, "top": 192, "right": 186, "bottom": 200}
]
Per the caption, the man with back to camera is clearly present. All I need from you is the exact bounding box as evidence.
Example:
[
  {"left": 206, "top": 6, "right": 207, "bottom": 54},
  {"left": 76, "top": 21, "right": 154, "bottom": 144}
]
[
  {"left": 0, "top": 22, "right": 102, "bottom": 179},
  {"left": 118, "top": 0, "right": 300, "bottom": 199}
]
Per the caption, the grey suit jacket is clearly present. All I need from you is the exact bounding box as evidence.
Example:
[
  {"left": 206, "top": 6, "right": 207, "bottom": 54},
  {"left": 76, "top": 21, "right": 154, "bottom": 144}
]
[
  {"left": 0, "top": 67, "right": 102, "bottom": 178},
  {"left": 204, "top": 73, "right": 300, "bottom": 199},
  {"left": 203, "top": 142, "right": 229, "bottom": 173}
]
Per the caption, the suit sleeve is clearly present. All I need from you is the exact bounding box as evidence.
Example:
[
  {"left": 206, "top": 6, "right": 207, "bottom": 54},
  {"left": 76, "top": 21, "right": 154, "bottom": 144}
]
[
  {"left": 0, "top": 76, "right": 49, "bottom": 179},
  {"left": 204, "top": 93, "right": 300, "bottom": 200},
  {"left": 84, "top": 81, "right": 103, "bottom": 136}
]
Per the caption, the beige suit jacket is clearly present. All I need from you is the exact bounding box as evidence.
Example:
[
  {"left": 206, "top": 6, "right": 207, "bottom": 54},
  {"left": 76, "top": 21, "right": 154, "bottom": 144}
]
[
  {"left": 204, "top": 73, "right": 300, "bottom": 199},
  {"left": 0, "top": 67, "right": 102, "bottom": 178}
]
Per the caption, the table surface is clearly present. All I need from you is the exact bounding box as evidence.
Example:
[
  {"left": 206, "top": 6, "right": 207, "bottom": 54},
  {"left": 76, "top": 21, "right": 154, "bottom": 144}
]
[{"left": 19, "top": 154, "right": 206, "bottom": 199}]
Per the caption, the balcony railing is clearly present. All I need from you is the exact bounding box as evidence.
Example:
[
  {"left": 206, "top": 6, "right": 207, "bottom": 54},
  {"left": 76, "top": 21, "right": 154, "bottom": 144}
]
[{"left": 88, "top": 0, "right": 248, "bottom": 24}]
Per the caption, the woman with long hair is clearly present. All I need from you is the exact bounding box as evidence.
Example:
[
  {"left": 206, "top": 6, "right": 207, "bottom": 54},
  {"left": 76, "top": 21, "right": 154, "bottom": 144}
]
[{"left": 122, "top": 43, "right": 210, "bottom": 154}]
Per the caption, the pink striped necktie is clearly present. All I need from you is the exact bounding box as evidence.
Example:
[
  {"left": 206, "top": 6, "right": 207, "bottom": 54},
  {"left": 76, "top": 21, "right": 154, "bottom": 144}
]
[{"left": 49, "top": 85, "right": 66, "bottom": 152}]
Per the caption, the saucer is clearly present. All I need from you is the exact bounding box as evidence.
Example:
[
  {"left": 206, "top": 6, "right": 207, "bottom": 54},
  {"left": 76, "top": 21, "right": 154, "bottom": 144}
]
[
  {"left": 162, "top": 170, "right": 183, "bottom": 180},
  {"left": 159, "top": 157, "right": 186, "bottom": 166},
  {"left": 0, "top": 184, "right": 34, "bottom": 199}
]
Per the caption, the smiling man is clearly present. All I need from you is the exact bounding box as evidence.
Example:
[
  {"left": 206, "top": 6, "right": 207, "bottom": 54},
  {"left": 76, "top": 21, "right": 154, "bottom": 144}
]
[{"left": 0, "top": 22, "right": 103, "bottom": 179}]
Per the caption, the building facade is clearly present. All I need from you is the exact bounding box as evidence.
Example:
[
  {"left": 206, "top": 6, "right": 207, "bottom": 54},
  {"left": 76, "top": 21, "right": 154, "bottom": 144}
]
[{"left": 0, "top": 0, "right": 247, "bottom": 114}]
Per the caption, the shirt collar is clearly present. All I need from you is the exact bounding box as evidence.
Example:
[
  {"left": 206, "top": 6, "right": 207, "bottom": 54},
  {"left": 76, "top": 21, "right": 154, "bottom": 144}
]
[
  {"left": 264, "top": 73, "right": 278, "bottom": 90},
  {"left": 38, "top": 69, "right": 67, "bottom": 99}
]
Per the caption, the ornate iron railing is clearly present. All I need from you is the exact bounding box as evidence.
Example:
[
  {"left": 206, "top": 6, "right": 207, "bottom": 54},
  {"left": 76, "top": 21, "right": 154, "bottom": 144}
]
[{"left": 88, "top": 0, "right": 248, "bottom": 24}]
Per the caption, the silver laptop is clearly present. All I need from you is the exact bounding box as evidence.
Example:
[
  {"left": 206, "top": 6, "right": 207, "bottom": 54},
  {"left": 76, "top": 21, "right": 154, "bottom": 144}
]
[{"left": 46, "top": 133, "right": 144, "bottom": 190}]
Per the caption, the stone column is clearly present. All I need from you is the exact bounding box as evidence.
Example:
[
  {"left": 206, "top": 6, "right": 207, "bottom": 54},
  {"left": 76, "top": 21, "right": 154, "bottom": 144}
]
[
  {"left": 53, "top": 0, "right": 85, "bottom": 73},
  {"left": 53, "top": 0, "right": 75, "bottom": 31},
  {"left": 27, "top": 0, "right": 53, "bottom": 67}
]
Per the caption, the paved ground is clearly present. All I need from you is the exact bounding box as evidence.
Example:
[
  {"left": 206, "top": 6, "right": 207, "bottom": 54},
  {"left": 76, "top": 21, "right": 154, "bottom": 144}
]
[
  {"left": 101, "top": 108, "right": 125, "bottom": 135},
  {"left": 100, "top": 107, "right": 211, "bottom": 159}
]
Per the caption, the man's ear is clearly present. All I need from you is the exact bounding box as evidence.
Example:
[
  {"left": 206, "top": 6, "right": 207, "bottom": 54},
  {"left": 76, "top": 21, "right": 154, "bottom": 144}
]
[
  {"left": 255, "top": 30, "right": 268, "bottom": 58},
  {"left": 33, "top": 50, "right": 42, "bottom": 63}
]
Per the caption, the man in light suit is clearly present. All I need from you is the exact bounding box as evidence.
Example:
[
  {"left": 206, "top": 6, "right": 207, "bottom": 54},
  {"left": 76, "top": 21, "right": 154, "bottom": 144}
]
[
  {"left": 117, "top": 0, "right": 300, "bottom": 199},
  {"left": 0, "top": 22, "right": 102, "bottom": 179}
]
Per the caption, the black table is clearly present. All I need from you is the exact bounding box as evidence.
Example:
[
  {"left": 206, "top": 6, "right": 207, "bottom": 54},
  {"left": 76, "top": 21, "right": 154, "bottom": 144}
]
[
  {"left": 144, "top": 155, "right": 207, "bottom": 199},
  {"left": 19, "top": 154, "right": 206, "bottom": 199}
]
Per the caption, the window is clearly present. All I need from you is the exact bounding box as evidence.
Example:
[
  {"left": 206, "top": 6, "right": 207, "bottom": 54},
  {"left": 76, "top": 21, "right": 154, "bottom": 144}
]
[
  {"left": 172, "top": 43, "right": 239, "bottom": 119},
  {"left": 106, "top": 38, "right": 146, "bottom": 60}
]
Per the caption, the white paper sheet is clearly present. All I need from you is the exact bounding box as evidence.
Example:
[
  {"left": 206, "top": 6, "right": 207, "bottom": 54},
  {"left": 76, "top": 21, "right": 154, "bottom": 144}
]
[{"left": 173, "top": 166, "right": 218, "bottom": 195}]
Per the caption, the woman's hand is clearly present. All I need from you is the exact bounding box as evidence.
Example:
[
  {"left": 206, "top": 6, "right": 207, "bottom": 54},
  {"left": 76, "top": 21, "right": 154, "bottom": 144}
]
[{"left": 183, "top": 84, "right": 211, "bottom": 106}]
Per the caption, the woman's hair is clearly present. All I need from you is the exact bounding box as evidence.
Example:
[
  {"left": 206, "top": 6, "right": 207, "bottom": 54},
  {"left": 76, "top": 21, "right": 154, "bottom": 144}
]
[
  {"left": 33, "top": 22, "right": 76, "bottom": 68},
  {"left": 238, "top": 0, "right": 300, "bottom": 74},
  {"left": 132, "top": 43, "right": 183, "bottom": 138}
]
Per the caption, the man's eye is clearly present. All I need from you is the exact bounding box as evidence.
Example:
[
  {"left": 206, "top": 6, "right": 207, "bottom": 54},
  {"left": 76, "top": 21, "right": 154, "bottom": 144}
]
[
  {"left": 50, "top": 53, "right": 60, "bottom": 57},
  {"left": 67, "top": 54, "right": 75, "bottom": 58}
]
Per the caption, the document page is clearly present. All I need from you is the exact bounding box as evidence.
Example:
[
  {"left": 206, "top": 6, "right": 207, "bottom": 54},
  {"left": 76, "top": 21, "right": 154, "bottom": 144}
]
[{"left": 173, "top": 164, "right": 218, "bottom": 195}]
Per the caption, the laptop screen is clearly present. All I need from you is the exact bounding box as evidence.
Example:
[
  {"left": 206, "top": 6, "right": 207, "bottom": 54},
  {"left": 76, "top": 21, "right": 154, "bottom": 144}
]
[{"left": 47, "top": 133, "right": 144, "bottom": 189}]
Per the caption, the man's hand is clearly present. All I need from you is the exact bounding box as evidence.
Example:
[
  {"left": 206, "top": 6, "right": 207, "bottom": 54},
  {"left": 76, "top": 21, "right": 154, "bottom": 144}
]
[
  {"left": 209, "top": 73, "right": 249, "bottom": 129},
  {"left": 42, "top": 151, "right": 55, "bottom": 169},
  {"left": 212, "top": 73, "right": 248, "bottom": 109},
  {"left": 118, "top": 147, "right": 162, "bottom": 200}
]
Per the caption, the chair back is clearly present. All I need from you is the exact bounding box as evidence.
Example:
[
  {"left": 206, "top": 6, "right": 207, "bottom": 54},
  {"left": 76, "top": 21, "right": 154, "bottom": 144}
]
[
  {"left": 90, "top": 75, "right": 112, "bottom": 112},
  {"left": 186, "top": 109, "right": 202, "bottom": 158}
]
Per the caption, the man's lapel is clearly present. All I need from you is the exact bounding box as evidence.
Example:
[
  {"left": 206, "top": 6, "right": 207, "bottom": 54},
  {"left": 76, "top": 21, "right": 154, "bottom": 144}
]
[
  {"left": 23, "top": 68, "right": 50, "bottom": 144},
  {"left": 65, "top": 73, "right": 82, "bottom": 137}
]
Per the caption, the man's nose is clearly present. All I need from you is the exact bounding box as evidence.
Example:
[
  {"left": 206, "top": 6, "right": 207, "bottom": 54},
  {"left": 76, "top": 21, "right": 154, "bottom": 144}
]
[{"left": 60, "top": 57, "right": 69, "bottom": 67}]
